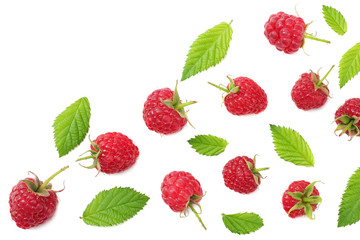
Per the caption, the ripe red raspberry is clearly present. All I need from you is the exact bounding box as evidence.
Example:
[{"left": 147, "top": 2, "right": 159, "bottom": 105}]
[
  {"left": 77, "top": 132, "right": 139, "bottom": 174},
  {"left": 334, "top": 98, "right": 360, "bottom": 139},
  {"left": 291, "top": 66, "right": 333, "bottom": 110},
  {"left": 143, "top": 81, "right": 196, "bottom": 135},
  {"left": 282, "top": 180, "right": 321, "bottom": 219},
  {"left": 264, "top": 12, "right": 330, "bottom": 54},
  {"left": 222, "top": 156, "right": 268, "bottom": 194},
  {"left": 9, "top": 166, "right": 69, "bottom": 229},
  {"left": 209, "top": 76, "right": 267, "bottom": 115},
  {"left": 161, "top": 171, "right": 206, "bottom": 229}
]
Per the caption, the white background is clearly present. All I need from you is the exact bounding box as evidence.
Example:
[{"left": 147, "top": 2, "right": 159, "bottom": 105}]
[{"left": 1, "top": 0, "right": 360, "bottom": 239}]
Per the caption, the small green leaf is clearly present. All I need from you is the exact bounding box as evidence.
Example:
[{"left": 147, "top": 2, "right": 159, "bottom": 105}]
[
  {"left": 322, "top": 5, "right": 347, "bottom": 36},
  {"left": 81, "top": 187, "right": 149, "bottom": 227},
  {"left": 270, "top": 124, "right": 315, "bottom": 167},
  {"left": 188, "top": 134, "right": 228, "bottom": 156},
  {"left": 53, "top": 97, "right": 91, "bottom": 157},
  {"left": 339, "top": 42, "right": 360, "bottom": 88},
  {"left": 222, "top": 212, "right": 264, "bottom": 235},
  {"left": 338, "top": 167, "right": 360, "bottom": 227},
  {"left": 181, "top": 20, "right": 233, "bottom": 81}
]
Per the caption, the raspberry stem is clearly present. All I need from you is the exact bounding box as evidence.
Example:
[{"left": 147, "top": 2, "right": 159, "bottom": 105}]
[
  {"left": 188, "top": 203, "right": 207, "bottom": 230},
  {"left": 76, "top": 136, "right": 102, "bottom": 175},
  {"left": 37, "top": 165, "right": 69, "bottom": 192},
  {"left": 160, "top": 81, "right": 197, "bottom": 128},
  {"left": 174, "top": 101, "right": 197, "bottom": 110},
  {"left": 339, "top": 119, "right": 355, "bottom": 136},
  {"left": 302, "top": 196, "right": 322, "bottom": 204},
  {"left": 252, "top": 167, "right": 270, "bottom": 173},
  {"left": 335, "top": 114, "right": 360, "bottom": 140},
  {"left": 303, "top": 34, "right": 330, "bottom": 44},
  {"left": 208, "top": 81, "right": 229, "bottom": 93},
  {"left": 317, "top": 65, "right": 335, "bottom": 87}
]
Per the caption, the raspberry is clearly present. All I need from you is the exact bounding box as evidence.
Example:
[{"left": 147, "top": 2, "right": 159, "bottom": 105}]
[
  {"left": 143, "top": 81, "right": 196, "bottom": 135},
  {"left": 209, "top": 76, "right": 267, "bottom": 115},
  {"left": 9, "top": 166, "right": 68, "bottom": 229},
  {"left": 77, "top": 132, "right": 139, "bottom": 174},
  {"left": 334, "top": 98, "right": 360, "bottom": 139},
  {"left": 282, "top": 180, "right": 321, "bottom": 219},
  {"left": 264, "top": 12, "right": 330, "bottom": 54},
  {"left": 161, "top": 171, "right": 206, "bottom": 229},
  {"left": 222, "top": 156, "right": 268, "bottom": 194},
  {"left": 291, "top": 66, "right": 333, "bottom": 110}
]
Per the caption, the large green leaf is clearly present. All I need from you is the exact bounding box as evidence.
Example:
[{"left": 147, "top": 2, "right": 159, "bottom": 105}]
[
  {"left": 322, "top": 5, "right": 347, "bottom": 36},
  {"left": 339, "top": 42, "right": 360, "bottom": 88},
  {"left": 82, "top": 187, "right": 149, "bottom": 227},
  {"left": 181, "top": 21, "right": 233, "bottom": 81},
  {"left": 222, "top": 212, "right": 264, "bottom": 235},
  {"left": 270, "top": 124, "right": 314, "bottom": 167},
  {"left": 338, "top": 167, "right": 360, "bottom": 227},
  {"left": 53, "top": 97, "right": 91, "bottom": 157},
  {"left": 188, "top": 134, "right": 228, "bottom": 156}
]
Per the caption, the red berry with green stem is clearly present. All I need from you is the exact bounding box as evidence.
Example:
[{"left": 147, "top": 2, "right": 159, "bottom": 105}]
[
  {"left": 143, "top": 81, "right": 196, "bottom": 135},
  {"left": 9, "top": 166, "right": 69, "bottom": 229},
  {"left": 291, "top": 65, "right": 334, "bottom": 110},
  {"left": 222, "top": 155, "right": 269, "bottom": 194},
  {"left": 264, "top": 11, "right": 330, "bottom": 54},
  {"left": 77, "top": 132, "right": 139, "bottom": 175},
  {"left": 208, "top": 75, "right": 267, "bottom": 115},
  {"left": 282, "top": 180, "right": 322, "bottom": 219},
  {"left": 334, "top": 98, "right": 360, "bottom": 140},
  {"left": 161, "top": 171, "right": 206, "bottom": 230}
]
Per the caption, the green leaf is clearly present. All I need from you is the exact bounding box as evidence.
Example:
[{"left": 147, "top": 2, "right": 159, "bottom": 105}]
[
  {"left": 269, "top": 124, "right": 315, "bottom": 167},
  {"left": 188, "top": 134, "right": 228, "bottom": 156},
  {"left": 339, "top": 42, "right": 360, "bottom": 88},
  {"left": 81, "top": 187, "right": 149, "bottom": 227},
  {"left": 53, "top": 97, "right": 91, "bottom": 157},
  {"left": 222, "top": 212, "right": 264, "bottom": 235},
  {"left": 181, "top": 20, "right": 233, "bottom": 81},
  {"left": 338, "top": 167, "right": 360, "bottom": 227},
  {"left": 322, "top": 5, "right": 347, "bottom": 36}
]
